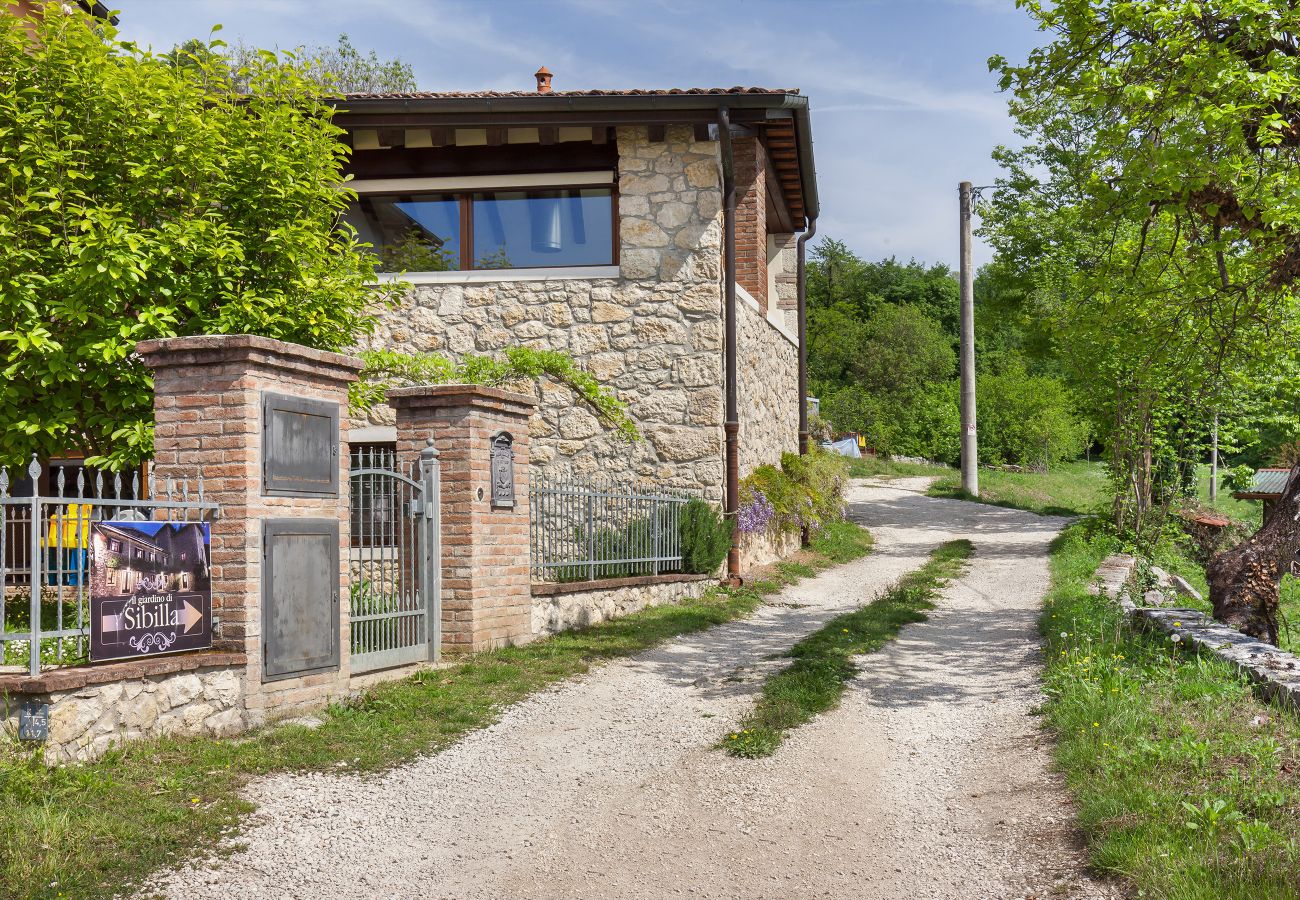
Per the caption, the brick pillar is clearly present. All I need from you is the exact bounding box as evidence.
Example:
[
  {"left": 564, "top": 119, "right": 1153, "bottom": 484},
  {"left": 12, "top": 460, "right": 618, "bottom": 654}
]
[
  {"left": 734, "top": 135, "right": 769, "bottom": 312},
  {"left": 388, "top": 385, "right": 535, "bottom": 653},
  {"left": 137, "top": 335, "right": 362, "bottom": 722}
]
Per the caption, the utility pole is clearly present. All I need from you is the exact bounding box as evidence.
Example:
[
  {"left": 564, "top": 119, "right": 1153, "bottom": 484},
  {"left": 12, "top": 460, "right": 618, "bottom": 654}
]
[
  {"left": 1210, "top": 411, "right": 1219, "bottom": 502},
  {"left": 959, "top": 182, "right": 979, "bottom": 497}
]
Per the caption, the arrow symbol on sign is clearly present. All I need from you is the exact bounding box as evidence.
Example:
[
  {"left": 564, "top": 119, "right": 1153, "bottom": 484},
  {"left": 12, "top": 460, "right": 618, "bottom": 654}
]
[{"left": 180, "top": 599, "right": 203, "bottom": 633}]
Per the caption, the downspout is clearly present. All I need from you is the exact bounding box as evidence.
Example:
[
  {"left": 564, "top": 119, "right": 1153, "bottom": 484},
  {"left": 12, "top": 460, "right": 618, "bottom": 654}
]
[
  {"left": 796, "top": 216, "right": 818, "bottom": 456},
  {"left": 718, "top": 107, "right": 741, "bottom": 584}
]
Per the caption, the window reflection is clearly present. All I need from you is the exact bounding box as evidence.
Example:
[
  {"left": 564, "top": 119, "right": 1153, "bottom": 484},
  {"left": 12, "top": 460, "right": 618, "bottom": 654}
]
[
  {"left": 342, "top": 194, "right": 460, "bottom": 272},
  {"left": 472, "top": 189, "right": 613, "bottom": 269}
]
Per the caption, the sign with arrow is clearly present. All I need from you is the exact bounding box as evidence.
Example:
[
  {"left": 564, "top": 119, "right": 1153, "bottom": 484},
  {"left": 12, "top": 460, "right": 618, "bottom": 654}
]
[{"left": 89, "top": 521, "right": 212, "bottom": 662}]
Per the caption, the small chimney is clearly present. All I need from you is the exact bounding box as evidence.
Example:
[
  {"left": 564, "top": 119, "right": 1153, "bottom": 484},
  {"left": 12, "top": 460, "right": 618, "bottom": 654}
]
[{"left": 534, "top": 66, "right": 553, "bottom": 94}]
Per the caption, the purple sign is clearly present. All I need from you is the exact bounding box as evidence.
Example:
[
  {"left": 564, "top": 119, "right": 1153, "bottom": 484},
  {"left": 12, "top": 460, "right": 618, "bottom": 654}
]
[{"left": 89, "top": 521, "right": 212, "bottom": 662}]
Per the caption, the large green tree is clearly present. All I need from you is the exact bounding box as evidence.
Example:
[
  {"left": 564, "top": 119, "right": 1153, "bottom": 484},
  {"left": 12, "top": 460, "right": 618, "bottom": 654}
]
[
  {"left": 0, "top": 8, "right": 381, "bottom": 468},
  {"left": 991, "top": 0, "right": 1300, "bottom": 641}
]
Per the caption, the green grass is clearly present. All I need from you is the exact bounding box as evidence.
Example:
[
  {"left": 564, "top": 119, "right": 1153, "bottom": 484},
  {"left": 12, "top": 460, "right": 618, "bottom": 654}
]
[
  {"left": 1041, "top": 520, "right": 1300, "bottom": 898},
  {"left": 1193, "top": 463, "right": 1264, "bottom": 526},
  {"left": 928, "top": 459, "right": 1109, "bottom": 517},
  {"left": 847, "top": 456, "right": 952, "bottom": 479},
  {"left": 1, "top": 523, "right": 874, "bottom": 900},
  {"left": 722, "top": 539, "right": 973, "bottom": 759}
]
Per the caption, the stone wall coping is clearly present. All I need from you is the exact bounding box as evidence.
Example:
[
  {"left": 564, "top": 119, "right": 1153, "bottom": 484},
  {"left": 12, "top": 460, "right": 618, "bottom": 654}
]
[
  {"left": 387, "top": 383, "right": 538, "bottom": 415},
  {"left": 0, "top": 651, "right": 247, "bottom": 695},
  {"left": 1088, "top": 555, "right": 1300, "bottom": 712},
  {"left": 532, "top": 573, "right": 712, "bottom": 597},
  {"left": 136, "top": 334, "right": 363, "bottom": 382},
  {"left": 737, "top": 283, "right": 798, "bottom": 347},
  {"left": 1131, "top": 607, "right": 1300, "bottom": 712}
]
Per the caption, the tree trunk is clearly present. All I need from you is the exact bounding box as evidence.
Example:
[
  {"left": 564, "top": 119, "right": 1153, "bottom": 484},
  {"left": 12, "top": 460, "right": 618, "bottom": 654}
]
[{"left": 1205, "top": 463, "right": 1300, "bottom": 645}]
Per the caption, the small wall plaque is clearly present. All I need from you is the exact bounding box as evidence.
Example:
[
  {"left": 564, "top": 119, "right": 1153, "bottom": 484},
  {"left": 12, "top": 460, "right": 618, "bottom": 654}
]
[
  {"left": 490, "top": 431, "right": 516, "bottom": 509},
  {"left": 18, "top": 701, "right": 49, "bottom": 742}
]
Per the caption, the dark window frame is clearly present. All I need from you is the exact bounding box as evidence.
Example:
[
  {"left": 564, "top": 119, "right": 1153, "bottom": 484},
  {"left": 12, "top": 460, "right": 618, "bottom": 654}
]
[{"left": 354, "top": 181, "right": 620, "bottom": 274}]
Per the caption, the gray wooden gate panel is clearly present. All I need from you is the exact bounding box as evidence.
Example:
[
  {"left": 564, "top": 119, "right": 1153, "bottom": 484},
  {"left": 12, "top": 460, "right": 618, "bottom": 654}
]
[{"left": 262, "top": 518, "right": 340, "bottom": 681}]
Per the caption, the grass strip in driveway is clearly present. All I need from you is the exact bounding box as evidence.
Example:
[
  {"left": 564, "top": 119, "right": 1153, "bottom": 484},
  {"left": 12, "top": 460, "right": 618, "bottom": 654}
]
[
  {"left": 0, "top": 522, "right": 872, "bottom": 900},
  {"left": 1042, "top": 520, "right": 1300, "bottom": 899},
  {"left": 723, "top": 538, "right": 973, "bottom": 759}
]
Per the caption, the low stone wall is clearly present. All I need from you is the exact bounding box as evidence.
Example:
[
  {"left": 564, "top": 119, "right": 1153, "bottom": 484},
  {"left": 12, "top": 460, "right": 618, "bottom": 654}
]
[
  {"left": 0, "top": 652, "right": 246, "bottom": 764},
  {"left": 1090, "top": 554, "right": 1300, "bottom": 713},
  {"left": 738, "top": 529, "right": 803, "bottom": 575},
  {"left": 531, "top": 574, "right": 713, "bottom": 636}
]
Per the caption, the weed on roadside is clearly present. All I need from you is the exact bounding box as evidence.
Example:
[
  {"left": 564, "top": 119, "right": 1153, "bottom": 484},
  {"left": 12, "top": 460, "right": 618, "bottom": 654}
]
[{"left": 723, "top": 539, "right": 973, "bottom": 759}]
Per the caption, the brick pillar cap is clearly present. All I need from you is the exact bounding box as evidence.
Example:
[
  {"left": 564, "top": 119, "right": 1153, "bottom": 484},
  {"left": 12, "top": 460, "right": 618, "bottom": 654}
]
[
  {"left": 387, "top": 383, "right": 537, "bottom": 415},
  {"left": 135, "top": 334, "right": 363, "bottom": 383}
]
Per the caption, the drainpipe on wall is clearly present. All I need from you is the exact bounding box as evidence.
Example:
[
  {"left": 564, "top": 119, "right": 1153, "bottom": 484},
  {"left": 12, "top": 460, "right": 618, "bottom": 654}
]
[
  {"left": 796, "top": 216, "right": 818, "bottom": 456},
  {"left": 796, "top": 216, "right": 817, "bottom": 549},
  {"left": 718, "top": 107, "right": 742, "bottom": 585}
]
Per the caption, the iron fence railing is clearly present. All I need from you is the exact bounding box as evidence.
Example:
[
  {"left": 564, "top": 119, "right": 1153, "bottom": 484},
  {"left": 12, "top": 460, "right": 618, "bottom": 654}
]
[
  {"left": 1, "top": 457, "right": 218, "bottom": 676},
  {"left": 529, "top": 472, "right": 693, "bottom": 583}
]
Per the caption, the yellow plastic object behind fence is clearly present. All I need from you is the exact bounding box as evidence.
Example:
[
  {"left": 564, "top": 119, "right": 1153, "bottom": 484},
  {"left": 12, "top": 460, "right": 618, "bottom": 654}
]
[{"left": 44, "top": 503, "right": 93, "bottom": 548}]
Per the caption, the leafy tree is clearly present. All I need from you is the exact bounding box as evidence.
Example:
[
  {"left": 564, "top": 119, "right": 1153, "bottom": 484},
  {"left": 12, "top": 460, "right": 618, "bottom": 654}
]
[
  {"left": 169, "top": 32, "right": 417, "bottom": 94},
  {"left": 977, "top": 365, "right": 1089, "bottom": 469},
  {"left": 990, "top": 0, "right": 1300, "bottom": 640},
  {"left": 852, "top": 304, "right": 956, "bottom": 398},
  {"left": 0, "top": 10, "right": 381, "bottom": 467}
]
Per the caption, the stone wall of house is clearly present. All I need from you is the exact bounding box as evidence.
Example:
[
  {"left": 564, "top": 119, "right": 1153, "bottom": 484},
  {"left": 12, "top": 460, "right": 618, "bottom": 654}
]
[
  {"left": 737, "top": 289, "right": 800, "bottom": 478},
  {"left": 531, "top": 575, "right": 713, "bottom": 637},
  {"left": 357, "top": 125, "right": 728, "bottom": 502},
  {"left": 2, "top": 663, "right": 244, "bottom": 764}
]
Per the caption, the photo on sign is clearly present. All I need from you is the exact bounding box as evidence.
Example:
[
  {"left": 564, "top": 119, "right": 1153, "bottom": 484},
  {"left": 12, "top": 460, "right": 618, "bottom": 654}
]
[{"left": 89, "top": 521, "right": 212, "bottom": 662}]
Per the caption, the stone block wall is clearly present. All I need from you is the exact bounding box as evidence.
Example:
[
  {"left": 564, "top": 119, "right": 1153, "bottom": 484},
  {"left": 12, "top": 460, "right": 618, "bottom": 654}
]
[
  {"left": 737, "top": 288, "right": 800, "bottom": 478},
  {"left": 357, "top": 125, "right": 728, "bottom": 502},
  {"left": 0, "top": 653, "right": 245, "bottom": 764},
  {"left": 531, "top": 575, "right": 712, "bottom": 637}
]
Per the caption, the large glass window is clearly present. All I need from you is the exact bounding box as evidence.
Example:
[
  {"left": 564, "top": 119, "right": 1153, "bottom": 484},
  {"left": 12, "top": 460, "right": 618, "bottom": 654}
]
[
  {"left": 344, "top": 186, "right": 614, "bottom": 272},
  {"left": 471, "top": 189, "right": 614, "bottom": 269},
  {"left": 343, "top": 194, "right": 460, "bottom": 273}
]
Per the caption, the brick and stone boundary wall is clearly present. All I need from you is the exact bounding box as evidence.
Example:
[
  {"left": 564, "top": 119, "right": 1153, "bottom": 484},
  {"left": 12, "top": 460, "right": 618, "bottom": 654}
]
[
  {"left": 531, "top": 574, "right": 713, "bottom": 637},
  {"left": 0, "top": 653, "right": 245, "bottom": 764},
  {"left": 390, "top": 384, "right": 536, "bottom": 652},
  {"left": 738, "top": 529, "right": 803, "bottom": 575}
]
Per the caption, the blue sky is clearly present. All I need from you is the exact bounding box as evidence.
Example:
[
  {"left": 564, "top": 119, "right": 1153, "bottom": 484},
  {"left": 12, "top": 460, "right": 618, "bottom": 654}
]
[{"left": 116, "top": 0, "right": 1042, "bottom": 269}]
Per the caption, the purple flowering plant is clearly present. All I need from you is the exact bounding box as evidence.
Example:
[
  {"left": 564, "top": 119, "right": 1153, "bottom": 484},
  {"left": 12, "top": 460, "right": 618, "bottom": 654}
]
[{"left": 737, "top": 487, "right": 776, "bottom": 534}]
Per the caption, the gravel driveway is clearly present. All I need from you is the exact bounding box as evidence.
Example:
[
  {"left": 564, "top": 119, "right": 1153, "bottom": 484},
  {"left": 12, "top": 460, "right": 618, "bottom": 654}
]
[{"left": 152, "top": 478, "right": 1115, "bottom": 899}]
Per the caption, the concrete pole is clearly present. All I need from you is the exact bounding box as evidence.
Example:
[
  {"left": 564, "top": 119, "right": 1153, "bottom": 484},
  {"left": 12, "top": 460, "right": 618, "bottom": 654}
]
[
  {"left": 959, "top": 182, "right": 979, "bottom": 497},
  {"left": 1210, "top": 410, "right": 1219, "bottom": 502}
]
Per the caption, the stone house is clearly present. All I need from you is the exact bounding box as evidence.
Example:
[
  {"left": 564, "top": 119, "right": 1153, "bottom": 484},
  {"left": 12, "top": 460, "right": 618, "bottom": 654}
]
[{"left": 334, "top": 74, "right": 820, "bottom": 530}]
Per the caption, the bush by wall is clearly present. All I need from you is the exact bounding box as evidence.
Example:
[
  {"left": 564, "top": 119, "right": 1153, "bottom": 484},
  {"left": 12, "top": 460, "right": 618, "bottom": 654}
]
[
  {"left": 680, "top": 499, "right": 734, "bottom": 574},
  {"left": 738, "top": 450, "right": 850, "bottom": 538}
]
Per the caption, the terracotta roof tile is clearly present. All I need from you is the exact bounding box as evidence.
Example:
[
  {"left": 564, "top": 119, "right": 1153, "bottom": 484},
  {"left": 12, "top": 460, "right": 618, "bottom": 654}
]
[{"left": 341, "top": 87, "right": 799, "bottom": 101}]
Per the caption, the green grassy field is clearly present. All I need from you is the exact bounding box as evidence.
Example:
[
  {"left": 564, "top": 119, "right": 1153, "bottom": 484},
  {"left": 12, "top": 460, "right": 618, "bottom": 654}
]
[
  {"left": 928, "top": 460, "right": 1110, "bottom": 517},
  {"left": 1042, "top": 521, "right": 1300, "bottom": 898},
  {"left": 1194, "top": 463, "right": 1264, "bottom": 525}
]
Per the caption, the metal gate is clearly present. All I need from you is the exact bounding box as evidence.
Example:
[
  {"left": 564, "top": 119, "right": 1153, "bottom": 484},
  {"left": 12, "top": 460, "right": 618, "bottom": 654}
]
[{"left": 348, "top": 441, "right": 440, "bottom": 673}]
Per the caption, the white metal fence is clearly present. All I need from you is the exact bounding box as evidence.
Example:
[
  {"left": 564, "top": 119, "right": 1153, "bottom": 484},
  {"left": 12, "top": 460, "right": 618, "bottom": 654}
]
[
  {"left": 529, "top": 473, "right": 693, "bottom": 583},
  {"left": 0, "top": 457, "right": 218, "bottom": 676}
]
